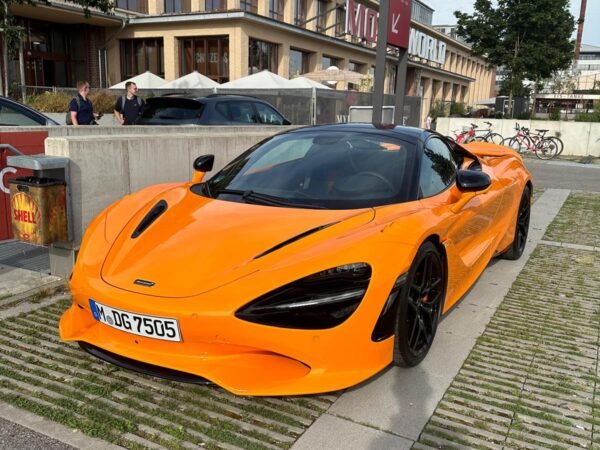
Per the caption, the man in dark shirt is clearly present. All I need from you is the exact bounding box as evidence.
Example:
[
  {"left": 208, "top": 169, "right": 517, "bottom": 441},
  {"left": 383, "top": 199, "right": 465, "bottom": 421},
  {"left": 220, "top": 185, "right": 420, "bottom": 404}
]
[
  {"left": 69, "top": 81, "right": 96, "bottom": 125},
  {"left": 113, "top": 82, "right": 145, "bottom": 125}
]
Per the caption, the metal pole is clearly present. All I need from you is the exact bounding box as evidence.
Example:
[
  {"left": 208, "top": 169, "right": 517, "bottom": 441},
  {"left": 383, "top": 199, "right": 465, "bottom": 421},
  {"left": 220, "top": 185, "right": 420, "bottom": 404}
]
[
  {"left": 394, "top": 49, "right": 408, "bottom": 125},
  {"left": 19, "top": 39, "right": 26, "bottom": 103},
  {"left": 372, "top": 0, "right": 390, "bottom": 125}
]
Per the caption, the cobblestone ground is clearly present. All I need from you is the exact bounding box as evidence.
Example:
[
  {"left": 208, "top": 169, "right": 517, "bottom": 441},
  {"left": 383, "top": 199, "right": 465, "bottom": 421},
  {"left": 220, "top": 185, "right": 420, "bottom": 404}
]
[
  {"left": 0, "top": 298, "right": 337, "bottom": 450},
  {"left": 414, "top": 192, "right": 600, "bottom": 450},
  {"left": 544, "top": 192, "right": 600, "bottom": 248}
]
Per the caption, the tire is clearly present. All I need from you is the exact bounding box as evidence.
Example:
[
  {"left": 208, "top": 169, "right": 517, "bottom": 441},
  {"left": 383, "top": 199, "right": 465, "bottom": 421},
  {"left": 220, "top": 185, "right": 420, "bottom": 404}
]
[
  {"left": 501, "top": 186, "right": 531, "bottom": 260},
  {"left": 508, "top": 136, "right": 530, "bottom": 153},
  {"left": 548, "top": 136, "right": 564, "bottom": 156},
  {"left": 535, "top": 138, "right": 557, "bottom": 160},
  {"left": 393, "top": 241, "right": 445, "bottom": 367},
  {"left": 486, "top": 133, "right": 504, "bottom": 145}
]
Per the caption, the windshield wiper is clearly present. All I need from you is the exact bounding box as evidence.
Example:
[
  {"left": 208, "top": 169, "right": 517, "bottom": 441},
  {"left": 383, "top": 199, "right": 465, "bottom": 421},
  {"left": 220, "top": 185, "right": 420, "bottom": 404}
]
[{"left": 214, "top": 189, "right": 326, "bottom": 209}]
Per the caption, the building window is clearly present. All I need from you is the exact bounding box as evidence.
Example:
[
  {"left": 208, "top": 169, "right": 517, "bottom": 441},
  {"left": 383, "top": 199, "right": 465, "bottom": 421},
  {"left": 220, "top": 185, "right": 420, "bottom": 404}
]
[
  {"left": 294, "top": 0, "right": 307, "bottom": 27},
  {"left": 269, "top": 0, "right": 284, "bottom": 20},
  {"left": 206, "top": 0, "right": 226, "bottom": 11},
  {"left": 180, "top": 36, "right": 229, "bottom": 83},
  {"left": 120, "top": 38, "right": 164, "bottom": 79},
  {"left": 348, "top": 61, "right": 366, "bottom": 73},
  {"left": 335, "top": 5, "right": 345, "bottom": 37},
  {"left": 241, "top": 0, "right": 258, "bottom": 13},
  {"left": 317, "top": 0, "right": 327, "bottom": 32},
  {"left": 289, "top": 48, "right": 309, "bottom": 77},
  {"left": 116, "top": 0, "right": 148, "bottom": 13},
  {"left": 322, "top": 55, "right": 340, "bottom": 69},
  {"left": 249, "top": 39, "right": 278, "bottom": 73},
  {"left": 165, "top": 0, "right": 191, "bottom": 13}
]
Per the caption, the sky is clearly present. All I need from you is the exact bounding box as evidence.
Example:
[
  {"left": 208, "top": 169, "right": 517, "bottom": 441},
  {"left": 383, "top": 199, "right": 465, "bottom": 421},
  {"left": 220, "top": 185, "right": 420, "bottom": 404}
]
[{"left": 424, "top": 0, "right": 600, "bottom": 47}]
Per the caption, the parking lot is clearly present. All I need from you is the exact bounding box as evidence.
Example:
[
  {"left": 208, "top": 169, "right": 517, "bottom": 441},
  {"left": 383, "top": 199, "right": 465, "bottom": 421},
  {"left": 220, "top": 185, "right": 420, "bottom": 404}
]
[{"left": 0, "top": 159, "right": 598, "bottom": 450}]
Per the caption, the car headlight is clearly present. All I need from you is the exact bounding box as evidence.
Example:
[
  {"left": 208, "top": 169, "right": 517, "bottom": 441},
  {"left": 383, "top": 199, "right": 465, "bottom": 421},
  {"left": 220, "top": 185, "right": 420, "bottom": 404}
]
[{"left": 235, "top": 263, "right": 372, "bottom": 329}]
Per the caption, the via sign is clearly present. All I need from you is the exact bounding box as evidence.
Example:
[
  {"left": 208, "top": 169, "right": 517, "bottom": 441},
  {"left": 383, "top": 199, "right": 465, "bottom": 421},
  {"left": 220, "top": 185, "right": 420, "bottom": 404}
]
[{"left": 345, "top": 0, "right": 446, "bottom": 64}]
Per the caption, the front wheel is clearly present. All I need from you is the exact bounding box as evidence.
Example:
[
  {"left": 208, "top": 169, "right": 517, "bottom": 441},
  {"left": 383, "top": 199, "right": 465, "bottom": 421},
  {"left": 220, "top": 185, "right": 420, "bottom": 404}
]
[
  {"left": 501, "top": 186, "right": 531, "bottom": 260},
  {"left": 486, "top": 133, "right": 504, "bottom": 145},
  {"left": 393, "top": 241, "right": 445, "bottom": 367}
]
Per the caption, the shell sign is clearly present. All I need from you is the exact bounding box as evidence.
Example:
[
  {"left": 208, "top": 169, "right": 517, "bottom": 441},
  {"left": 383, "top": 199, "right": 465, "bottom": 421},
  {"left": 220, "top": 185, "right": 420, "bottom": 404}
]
[{"left": 9, "top": 179, "right": 68, "bottom": 246}]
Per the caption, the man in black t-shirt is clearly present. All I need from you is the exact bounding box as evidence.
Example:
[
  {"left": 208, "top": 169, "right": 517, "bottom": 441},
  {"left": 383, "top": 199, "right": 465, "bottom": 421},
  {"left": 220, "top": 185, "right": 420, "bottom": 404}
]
[{"left": 113, "top": 81, "right": 145, "bottom": 125}]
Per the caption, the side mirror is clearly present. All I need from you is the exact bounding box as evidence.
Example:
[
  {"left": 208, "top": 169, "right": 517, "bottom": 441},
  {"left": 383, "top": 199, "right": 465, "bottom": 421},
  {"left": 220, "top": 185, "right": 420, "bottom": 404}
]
[
  {"left": 456, "top": 169, "right": 491, "bottom": 193},
  {"left": 192, "top": 154, "right": 215, "bottom": 183}
]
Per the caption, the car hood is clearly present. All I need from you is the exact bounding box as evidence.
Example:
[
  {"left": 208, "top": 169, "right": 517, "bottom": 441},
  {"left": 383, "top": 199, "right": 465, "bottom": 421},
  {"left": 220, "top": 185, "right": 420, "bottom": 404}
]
[{"left": 101, "top": 186, "right": 375, "bottom": 297}]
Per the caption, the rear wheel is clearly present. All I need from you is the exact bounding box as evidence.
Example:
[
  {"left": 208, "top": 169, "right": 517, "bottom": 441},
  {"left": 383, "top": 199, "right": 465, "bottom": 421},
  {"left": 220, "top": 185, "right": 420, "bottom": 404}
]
[
  {"left": 486, "top": 133, "right": 504, "bottom": 145},
  {"left": 547, "top": 136, "right": 564, "bottom": 156},
  {"left": 508, "top": 136, "right": 531, "bottom": 153},
  {"left": 394, "top": 241, "right": 445, "bottom": 367},
  {"left": 501, "top": 186, "right": 531, "bottom": 260},
  {"left": 535, "top": 138, "right": 558, "bottom": 160}
]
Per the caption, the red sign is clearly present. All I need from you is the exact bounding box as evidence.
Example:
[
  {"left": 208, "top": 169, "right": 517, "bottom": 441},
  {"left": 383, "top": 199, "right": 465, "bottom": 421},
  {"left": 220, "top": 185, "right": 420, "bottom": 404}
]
[{"left": 388, "top": 0, "right": 411, "bottom": 49}]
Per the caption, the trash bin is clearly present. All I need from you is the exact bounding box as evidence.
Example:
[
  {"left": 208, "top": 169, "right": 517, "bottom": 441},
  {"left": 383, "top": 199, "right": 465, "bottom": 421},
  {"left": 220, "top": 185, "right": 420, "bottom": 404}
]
[{"left": 9, "top": 176, "right": 68, "bottom": 245}]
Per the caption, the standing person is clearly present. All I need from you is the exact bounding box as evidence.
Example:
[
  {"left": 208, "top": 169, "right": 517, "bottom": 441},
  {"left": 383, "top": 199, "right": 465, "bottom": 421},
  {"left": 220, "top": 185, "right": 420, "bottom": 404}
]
[
  {"left": 425, "top": 113, "right": 432, "bottom": 129},
  {"left": 114, "top": 82, "right": 145, "bottom": 125},
  {"left": 68, "top": 81, "right": 97, "bottom": 125}
]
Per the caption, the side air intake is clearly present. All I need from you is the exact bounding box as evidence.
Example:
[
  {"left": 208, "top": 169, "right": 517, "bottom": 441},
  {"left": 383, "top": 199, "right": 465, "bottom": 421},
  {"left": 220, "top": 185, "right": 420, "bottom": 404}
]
[{"left": 131, "top": 200, "right": 168, "bottom": 239}]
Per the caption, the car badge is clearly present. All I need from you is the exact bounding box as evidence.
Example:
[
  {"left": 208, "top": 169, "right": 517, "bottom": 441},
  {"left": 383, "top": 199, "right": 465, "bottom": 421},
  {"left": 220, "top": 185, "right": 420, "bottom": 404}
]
[{"left": 134, "top": 279, "right": 155, "bottom": 287}]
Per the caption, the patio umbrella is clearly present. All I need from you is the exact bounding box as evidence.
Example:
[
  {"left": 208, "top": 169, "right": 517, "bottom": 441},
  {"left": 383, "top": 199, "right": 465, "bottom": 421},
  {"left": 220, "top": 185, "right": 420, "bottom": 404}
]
[
  {"left": 219, "top": 70, "right": 296, "bottom": 89},
  {"left": 302, "top": 66, "right": 365, "bottom": 84},
  {"left": 110, "top": 71, "right": 167, "bottom": 89},
  {"left": 289, "top": 76, "right": 332, "bottom": 89},
  {"left": 160, "top": 71, "right": 219, "bottom": 89}
]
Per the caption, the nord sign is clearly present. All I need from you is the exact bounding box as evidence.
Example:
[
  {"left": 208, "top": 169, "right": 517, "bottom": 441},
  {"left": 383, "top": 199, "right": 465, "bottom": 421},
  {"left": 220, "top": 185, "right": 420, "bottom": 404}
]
[{"left": 345, "top": 0, "right": 446, "bottom": 64}]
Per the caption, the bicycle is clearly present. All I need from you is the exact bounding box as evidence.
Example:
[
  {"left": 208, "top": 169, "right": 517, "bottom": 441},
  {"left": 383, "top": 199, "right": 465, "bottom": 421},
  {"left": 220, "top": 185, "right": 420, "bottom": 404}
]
[
  {"left": 502, "top": 123, "right": 558, "bottom": 160},
  {"left": 446, "top": 123, "right": 477, "bottom": 144},
  {"left": 473, "top": 121, "right": 504, "bottom": 144}
]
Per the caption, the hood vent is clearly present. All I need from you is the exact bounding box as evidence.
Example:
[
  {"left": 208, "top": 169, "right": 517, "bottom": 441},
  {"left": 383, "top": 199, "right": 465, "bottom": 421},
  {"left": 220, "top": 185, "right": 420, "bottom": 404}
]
[
  {"left": 131, "top": 200, "right": 168, "bottom": 239},
  {"left": 254, "top": 222, "right": 337, "bottom": 260}
]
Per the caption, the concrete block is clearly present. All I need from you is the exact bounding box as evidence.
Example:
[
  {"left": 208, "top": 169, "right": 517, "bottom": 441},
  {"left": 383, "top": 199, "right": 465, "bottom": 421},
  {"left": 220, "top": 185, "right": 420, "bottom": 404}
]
[
  {"left": 291, "top": 414, "right": 413, "bottom": 450},
  {"left": 587, "top": 123, "right": 600, "bottom": 157},
  {"left": 556, "top": 121, "right": 591, "bottom": 156}
]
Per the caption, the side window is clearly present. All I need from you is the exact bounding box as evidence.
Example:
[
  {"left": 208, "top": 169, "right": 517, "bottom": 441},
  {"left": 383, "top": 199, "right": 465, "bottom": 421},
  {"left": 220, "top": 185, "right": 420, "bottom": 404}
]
[
  {"left": 254, "top": 102, "right": 284, "bottom": 125},
  {"left": 0, "top": 102, "right": 41, "bottom": 126},
  {"left": 419, "top": 137, "right": 457, "bottom": 198},
  {"left": 214, "top": 102, "right": 231, "bottom": 121},
  {"left": 228, "top": 101, "right": 259, "bottom": 123}
]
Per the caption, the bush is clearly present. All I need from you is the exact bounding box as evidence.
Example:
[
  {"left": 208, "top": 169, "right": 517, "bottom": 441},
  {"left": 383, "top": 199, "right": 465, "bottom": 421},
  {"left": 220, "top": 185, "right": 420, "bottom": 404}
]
[
  {"left": 516, "top": 111, "right": 531, "bottom": 120},
  {"left": 494, "top": 111, "right": 504, "bottom": 119},
  {"left": 549, "top": 108, "right": 561, "bottom": 121},
  {"left": 450, "top": 102, "right": 467, "bottom": 116},
  {"left": 28, "top": 90, "right": 118, "bottom": 113},
  {"left": 429, "top": 100, "right": 448, "bottom": 119}
]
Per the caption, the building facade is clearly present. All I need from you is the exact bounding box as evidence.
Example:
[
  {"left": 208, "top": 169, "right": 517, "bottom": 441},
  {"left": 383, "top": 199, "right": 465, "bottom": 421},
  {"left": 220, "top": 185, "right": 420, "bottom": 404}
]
[{"left": 8, "top": 0, "right": 495, "bottom": 122}]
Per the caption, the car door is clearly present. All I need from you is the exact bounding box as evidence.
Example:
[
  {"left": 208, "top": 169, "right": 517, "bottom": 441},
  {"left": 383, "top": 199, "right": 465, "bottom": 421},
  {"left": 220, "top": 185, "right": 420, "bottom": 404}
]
[{"left": 417, "top": 136, "right": 500, "bottom": 310}]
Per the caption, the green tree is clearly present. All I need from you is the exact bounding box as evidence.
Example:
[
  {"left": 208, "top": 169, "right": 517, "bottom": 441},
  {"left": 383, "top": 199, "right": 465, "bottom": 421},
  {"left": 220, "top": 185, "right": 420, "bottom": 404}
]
[
  {"left": 0, "top": 0, "right": 114, "bottom": 96},
  {"left": 455, "top": 0, "right": 575, "bottom": 117}
]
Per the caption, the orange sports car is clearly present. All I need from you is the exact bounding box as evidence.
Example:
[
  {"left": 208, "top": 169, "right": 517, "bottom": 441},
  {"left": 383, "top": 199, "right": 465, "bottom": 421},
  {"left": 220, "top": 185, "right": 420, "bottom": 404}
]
[{"left": 60, "top": 124, "right": 532, "bottom": 396}]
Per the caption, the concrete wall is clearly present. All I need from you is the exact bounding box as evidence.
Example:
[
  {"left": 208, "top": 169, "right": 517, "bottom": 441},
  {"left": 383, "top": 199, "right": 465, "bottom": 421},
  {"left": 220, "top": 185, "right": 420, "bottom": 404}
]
[
  {"left": 44, "top": 128, "right": 291, "bottom": 247},
  {"left": 436, "top": 118, "right": 600, "bottom": 157}
]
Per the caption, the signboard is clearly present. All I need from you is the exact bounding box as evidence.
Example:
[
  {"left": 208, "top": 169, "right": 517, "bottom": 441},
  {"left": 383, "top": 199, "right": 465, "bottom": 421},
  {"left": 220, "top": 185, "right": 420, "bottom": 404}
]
[
  {"left": 387, "top": 0, "right": 411, "bottom": 49},
  {"left": 345, "top": 0, "right": 446, "bottom": 64}
]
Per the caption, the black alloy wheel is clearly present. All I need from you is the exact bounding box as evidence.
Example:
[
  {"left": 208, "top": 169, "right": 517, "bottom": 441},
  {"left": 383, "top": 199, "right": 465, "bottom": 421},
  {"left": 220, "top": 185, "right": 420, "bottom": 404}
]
[
  {"left": 394, "top": 241, "right": 445, "bottom": 367},
  {"left": 501, "top": 186, "right": 531, "bottom": 260}
]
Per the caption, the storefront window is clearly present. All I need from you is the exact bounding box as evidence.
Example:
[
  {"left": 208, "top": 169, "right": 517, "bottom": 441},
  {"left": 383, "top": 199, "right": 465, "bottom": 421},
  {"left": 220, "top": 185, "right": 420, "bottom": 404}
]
[
  {"left": 249, "top": 39, "right": 278, "bottom": 74},
  {"left": 294, "top": 0, "right": 307, "bottom": 27},
  {"left": 165, "top": 0, "right": 191, "bottom": 13},
  {"left": 289, "top": 48, "right": 309, "bottom": 77},
  {"left": 180, "top": 36, "right": 229, "bottom": 83},
  {"left": 241, "top": 0, "right": 258, "bottom": 13},
  {"left": 120, "top": 38, "right": 164, "bottom": 79},
  {"left": 269, "top": 0, "right": 284, "bottom": 21}
]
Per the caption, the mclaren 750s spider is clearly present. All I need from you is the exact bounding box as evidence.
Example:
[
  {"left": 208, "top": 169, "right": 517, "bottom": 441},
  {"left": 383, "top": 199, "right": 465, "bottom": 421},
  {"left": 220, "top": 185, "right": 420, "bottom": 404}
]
[{"left": 60, "top": 124, "right": 532, "bottom": 396}]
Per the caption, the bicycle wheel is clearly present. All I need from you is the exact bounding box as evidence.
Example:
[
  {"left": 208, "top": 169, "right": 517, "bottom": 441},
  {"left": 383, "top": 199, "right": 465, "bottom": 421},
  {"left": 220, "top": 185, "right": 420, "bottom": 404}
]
[
  {"left": 486, "top": 133, "right": 504, "bottom": 145},
  {"left": 508, "top": 136, "right": 530, "bottom": 153},
  {"left": 535, "top": 138, "right": 558, "bottom": 160},
  {"left": 548, "top": 136, "right": 564, "bottom": 156},
  {"left": 501, "top": 137, "right": 513, "bottom": 148}
]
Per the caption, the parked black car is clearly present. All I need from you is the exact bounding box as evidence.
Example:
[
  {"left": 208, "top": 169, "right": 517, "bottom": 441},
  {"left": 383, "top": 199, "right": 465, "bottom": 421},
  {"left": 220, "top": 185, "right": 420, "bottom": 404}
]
[
  {"left": 0, "top": 96, "right": 59, "bottom": 126},
  {"left": 136, "top": 94, "right": 291, "bottom": 126}
]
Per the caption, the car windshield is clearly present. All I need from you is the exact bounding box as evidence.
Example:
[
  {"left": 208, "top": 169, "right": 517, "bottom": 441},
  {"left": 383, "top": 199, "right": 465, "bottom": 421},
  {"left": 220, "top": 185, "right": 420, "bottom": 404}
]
[
  {"left": 138, "top": 98, "right": 204, "bottom": 124},
  {"left": 196, "top": 130, "right": 419, "bottom": 209}
]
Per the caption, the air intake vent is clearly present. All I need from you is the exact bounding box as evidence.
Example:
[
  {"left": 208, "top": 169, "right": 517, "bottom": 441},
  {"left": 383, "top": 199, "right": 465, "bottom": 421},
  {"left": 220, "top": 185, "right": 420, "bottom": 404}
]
[{"left": 131, "top": 200, "right": 168, "bottom": 239}]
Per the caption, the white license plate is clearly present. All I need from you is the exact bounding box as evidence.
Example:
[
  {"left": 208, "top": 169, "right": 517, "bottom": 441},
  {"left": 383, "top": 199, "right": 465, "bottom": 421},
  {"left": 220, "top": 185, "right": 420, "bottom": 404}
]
[{"left": 89, "top": 299, "right": 182, "bottom": 342}]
